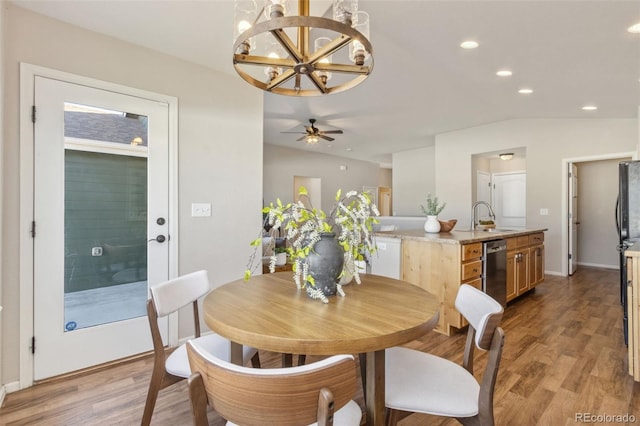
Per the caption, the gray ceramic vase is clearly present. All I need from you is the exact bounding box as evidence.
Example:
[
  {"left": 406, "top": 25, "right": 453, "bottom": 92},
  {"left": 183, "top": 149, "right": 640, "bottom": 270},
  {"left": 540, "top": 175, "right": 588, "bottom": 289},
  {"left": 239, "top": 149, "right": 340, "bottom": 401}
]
[{"left": 306, "top": 232, "right": 344, "bottom": 297}]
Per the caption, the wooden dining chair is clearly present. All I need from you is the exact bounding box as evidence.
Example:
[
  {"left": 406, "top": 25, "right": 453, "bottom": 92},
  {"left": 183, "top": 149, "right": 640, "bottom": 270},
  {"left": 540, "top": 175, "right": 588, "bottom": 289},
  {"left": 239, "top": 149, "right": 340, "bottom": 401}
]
[
  {"left": 385, "top": 284, "right": 505, "bottom": 426},
  {"left": 186, "top": 339, "right": 363, "bottom": 426},
  {"left": 141, "top": 270, "right": 261, "bottom": 426}
]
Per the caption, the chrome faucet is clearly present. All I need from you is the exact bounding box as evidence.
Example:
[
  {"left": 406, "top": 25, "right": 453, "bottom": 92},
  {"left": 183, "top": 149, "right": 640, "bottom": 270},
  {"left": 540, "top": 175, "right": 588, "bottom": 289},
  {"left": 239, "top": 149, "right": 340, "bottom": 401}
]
[{"left": 470, "top": 201, "right": 496, "bottom": 230}]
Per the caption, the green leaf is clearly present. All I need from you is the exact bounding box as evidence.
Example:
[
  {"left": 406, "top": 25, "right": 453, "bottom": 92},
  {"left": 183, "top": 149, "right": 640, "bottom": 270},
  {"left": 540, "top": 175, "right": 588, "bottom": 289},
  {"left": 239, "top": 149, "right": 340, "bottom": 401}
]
[
  {"left": 335, "top": 188, "right": 342, "bottom": 201},
  {"left": 250, "top": 238, "right": 262, "bottom": 247},
  {"left": 244, "top": 270, "right": 251, "bottom": 281},
  {"left": 299, "top": 186, "right": 308, "bottom": 196}
]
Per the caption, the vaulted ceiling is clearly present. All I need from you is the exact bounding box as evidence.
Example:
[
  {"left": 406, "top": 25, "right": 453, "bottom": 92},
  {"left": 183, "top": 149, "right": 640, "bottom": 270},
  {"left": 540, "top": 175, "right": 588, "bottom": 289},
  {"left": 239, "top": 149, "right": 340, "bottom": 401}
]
[{"left": 12, "top": 0, "right": 640, "bottom": 166}]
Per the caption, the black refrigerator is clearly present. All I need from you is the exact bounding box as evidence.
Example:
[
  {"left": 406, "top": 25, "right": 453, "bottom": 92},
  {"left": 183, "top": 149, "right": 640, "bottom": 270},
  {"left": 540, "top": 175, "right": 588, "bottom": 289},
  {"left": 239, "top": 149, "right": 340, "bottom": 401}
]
[{"left": 617, "top": 160, "right": 640, "bottom": 345}]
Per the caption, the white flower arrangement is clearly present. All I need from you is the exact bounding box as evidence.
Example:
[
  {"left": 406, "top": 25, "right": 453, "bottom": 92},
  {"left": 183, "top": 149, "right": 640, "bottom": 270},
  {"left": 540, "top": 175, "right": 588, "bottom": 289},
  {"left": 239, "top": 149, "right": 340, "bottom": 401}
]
[{"left": 245, "top": 187, "right": 380, "bottom": 302}]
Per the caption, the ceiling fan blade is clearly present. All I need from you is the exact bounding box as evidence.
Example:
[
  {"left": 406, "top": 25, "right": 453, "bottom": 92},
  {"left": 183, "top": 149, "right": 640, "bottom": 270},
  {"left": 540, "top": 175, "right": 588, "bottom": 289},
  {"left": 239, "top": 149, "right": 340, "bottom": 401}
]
[
  {"left": 281, "top": 131, "right": 306, "bottom": 134},
  {"left": 319, "top": 134, "right": 335, "bottom": 142},
  {"left": 320, "top": 130, "right": 343, "bottom": 134},
  {"left": 296, "top": 135, "right": 308, "bottom": 141}
]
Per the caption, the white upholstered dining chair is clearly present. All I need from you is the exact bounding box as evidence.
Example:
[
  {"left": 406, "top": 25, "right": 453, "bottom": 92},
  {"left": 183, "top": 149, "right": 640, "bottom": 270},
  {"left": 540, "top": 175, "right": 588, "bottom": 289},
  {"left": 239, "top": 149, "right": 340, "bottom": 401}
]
[
  {"left": 186, "top": 339, "right": 363, "bottom": 426},
  {"left": 385, "top": 284, "right": 505, "bottom": 426},
  {"left": 142, "top": 270, "right": 260, "bottom": 426}
]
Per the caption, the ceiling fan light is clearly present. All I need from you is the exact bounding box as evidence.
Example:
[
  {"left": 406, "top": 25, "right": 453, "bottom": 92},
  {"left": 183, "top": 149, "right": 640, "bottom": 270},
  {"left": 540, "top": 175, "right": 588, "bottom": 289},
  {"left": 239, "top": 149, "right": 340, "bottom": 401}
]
[{"left": 306, "top": 135, "right": 319, "bottom": 144}]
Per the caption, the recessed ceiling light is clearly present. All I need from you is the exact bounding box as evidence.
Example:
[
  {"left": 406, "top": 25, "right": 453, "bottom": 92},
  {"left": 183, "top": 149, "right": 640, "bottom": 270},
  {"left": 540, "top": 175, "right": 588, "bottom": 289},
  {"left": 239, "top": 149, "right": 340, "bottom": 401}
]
[
  {"left": 582, "top": 105, "right": 598, "bottom": 111},
  {"left": 628, "top": 23, "right": 640, "bottom": 33},
  {"left": 518, "top": 88, "right": 533, "bottom": 94},
  {"left": 346, "top": 147, "right": 353, "bottom": 152},
  {"left": 460, "top": 40, "right": 479, "bottom": 49},
  {"left": 496, "top": 70, "right": 512, "bottom": 77}
]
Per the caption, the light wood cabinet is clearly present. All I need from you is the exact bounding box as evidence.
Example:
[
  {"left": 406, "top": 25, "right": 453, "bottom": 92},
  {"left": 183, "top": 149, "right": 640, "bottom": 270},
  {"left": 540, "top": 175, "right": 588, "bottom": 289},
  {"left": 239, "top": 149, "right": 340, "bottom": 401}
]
[
  {"left": 400, "top": 230, "right": 546, "bottom": 335},
  {"left": 627, "top": 250, "right": 640, "bottom": 381},
  {"left": 506, "top": 232, "right": 544, "bottom": 302},
  {"left": 401, "top": 240, "right": 482, "bottom": 335}
]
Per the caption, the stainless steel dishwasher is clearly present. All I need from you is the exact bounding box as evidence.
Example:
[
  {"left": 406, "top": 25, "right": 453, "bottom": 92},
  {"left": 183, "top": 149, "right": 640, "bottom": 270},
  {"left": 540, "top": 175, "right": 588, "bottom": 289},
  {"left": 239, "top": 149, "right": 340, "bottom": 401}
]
[{"left": 482, "top": 239, "right": 507, "bottom": 307}]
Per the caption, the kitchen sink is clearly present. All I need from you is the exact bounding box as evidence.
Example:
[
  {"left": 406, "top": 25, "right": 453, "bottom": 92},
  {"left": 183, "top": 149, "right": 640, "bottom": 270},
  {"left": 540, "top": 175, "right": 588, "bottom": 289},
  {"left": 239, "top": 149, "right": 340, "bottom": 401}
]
[{"left": 455, "top": 228, "right": 516, "bottom": 233}]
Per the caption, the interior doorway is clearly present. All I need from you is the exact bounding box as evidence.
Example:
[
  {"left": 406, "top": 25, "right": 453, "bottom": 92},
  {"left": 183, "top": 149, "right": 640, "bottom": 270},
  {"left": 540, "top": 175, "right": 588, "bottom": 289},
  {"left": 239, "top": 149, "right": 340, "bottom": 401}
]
[{"left": 561, "top": 152, "right": 636, "bottom": 276}]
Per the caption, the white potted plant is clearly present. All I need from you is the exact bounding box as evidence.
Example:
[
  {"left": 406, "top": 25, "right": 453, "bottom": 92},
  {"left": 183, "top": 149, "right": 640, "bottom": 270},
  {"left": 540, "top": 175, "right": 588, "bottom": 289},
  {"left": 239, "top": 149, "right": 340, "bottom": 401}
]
[{"left": 420, "top": 194, "right": 446, "bottom": 233}]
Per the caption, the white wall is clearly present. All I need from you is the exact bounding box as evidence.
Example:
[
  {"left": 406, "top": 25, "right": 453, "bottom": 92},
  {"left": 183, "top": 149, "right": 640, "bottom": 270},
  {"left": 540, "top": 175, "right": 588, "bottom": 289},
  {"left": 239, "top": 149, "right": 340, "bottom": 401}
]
[
  {"left": 2, "top": 5, "right": 263, "bottom": 385},
  {"left": 392, "top": 145, "right": 435, "bottom": 216},
  {"left": 433, "top": 118, "right": 637, "bottom": 274},
  {"left": 263, "top": 144, "right": 380, "bottom": 213},
  {"left": 576, "top": 159, "right": 629, "bottom": 269}
]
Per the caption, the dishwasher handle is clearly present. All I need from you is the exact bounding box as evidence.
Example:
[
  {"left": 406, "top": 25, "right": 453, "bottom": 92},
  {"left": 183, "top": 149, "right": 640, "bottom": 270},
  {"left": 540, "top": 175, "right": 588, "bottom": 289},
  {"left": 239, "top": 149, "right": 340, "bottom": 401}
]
[{"left": 486, "top": 245, "right": 506, "bottom": 254}]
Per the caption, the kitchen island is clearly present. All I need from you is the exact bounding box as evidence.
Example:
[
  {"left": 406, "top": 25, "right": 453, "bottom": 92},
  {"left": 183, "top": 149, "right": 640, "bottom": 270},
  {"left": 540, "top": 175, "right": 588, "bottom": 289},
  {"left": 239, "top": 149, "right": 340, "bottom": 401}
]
[{"left": 374, "top": 228, "right": 547, "bottom": 335}]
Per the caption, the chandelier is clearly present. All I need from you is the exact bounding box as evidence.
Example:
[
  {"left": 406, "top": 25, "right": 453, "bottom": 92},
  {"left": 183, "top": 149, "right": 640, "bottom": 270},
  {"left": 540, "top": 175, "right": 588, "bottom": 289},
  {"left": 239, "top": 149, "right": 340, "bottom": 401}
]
[{"left": 233, "top": 0, "right": 373, "bottom": 96}]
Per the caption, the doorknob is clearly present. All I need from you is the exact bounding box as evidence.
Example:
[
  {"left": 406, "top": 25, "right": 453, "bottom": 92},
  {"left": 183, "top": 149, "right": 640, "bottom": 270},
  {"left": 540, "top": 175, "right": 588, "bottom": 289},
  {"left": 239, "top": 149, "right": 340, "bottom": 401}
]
[
  {"left": 148, "top": 235, "right": 166, "bottom": 243},
  {"left": 156, "top": 217, "right": 166, "bottom": 225}
]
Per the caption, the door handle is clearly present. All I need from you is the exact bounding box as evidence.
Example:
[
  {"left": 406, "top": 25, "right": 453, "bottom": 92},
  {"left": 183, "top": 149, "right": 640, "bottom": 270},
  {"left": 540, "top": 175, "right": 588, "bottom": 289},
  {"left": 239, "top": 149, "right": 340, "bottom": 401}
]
[{"left": 149, "top": 235, "right": 166, "bottom": 243}]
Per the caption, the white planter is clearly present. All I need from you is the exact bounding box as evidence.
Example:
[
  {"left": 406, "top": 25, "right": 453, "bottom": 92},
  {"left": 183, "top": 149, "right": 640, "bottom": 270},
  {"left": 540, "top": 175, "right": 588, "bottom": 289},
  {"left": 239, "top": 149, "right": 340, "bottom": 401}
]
[{"left": 424, "top": 215, "right": 441, "bottom": 233}]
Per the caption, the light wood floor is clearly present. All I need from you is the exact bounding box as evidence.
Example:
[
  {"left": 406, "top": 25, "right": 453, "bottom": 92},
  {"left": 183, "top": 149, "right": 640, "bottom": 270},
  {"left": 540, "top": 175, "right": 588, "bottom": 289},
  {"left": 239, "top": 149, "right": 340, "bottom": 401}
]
[{"left": 2, "top": 266, "right": 639, "bottom": 425}]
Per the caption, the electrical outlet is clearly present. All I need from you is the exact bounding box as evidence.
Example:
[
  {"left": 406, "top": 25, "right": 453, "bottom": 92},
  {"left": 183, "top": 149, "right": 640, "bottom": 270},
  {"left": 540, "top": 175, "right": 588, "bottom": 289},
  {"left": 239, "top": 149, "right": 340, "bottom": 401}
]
[
  {"left": 540, "top": 208, "right": 549, "bottom": 216},
  {"left": 191, "top": 203, "right": 212, "bottom": 217},
  {"left": 91, "top": 247, "right": 103, "bottom": 256}
]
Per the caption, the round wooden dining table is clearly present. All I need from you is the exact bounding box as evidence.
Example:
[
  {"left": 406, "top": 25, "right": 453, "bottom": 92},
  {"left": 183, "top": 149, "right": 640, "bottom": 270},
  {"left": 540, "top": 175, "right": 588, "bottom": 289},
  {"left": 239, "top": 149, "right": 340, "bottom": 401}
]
[{"left": 203, "top": 272, "right": 440, "bottom": 426}]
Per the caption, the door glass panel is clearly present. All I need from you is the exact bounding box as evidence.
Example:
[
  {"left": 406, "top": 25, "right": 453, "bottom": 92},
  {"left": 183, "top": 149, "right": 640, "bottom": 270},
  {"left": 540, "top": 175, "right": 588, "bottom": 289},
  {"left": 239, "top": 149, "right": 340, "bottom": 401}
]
[{"left": 63, "top": 102, "right": 148, "bottom": 331}]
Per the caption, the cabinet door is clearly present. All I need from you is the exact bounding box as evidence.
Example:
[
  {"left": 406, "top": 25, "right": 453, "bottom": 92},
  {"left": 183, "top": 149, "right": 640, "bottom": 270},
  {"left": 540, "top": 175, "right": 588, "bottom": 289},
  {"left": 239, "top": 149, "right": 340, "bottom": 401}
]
[
  {"left": 529, "top": 244, "right": 544, "bottom": 286},
  {"left": 516, "top": 249, "right": 529, "bottom": 294},
  {"left": 506, "top": 250, "right": 517, "bottom": 301}
]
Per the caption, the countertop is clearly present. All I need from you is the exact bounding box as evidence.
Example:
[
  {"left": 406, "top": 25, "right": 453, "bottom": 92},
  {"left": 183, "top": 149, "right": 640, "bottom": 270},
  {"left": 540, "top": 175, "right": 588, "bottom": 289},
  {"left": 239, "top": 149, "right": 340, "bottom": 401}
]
[{"left": 374, "top": 228, "right": 548, "bottom": 245}]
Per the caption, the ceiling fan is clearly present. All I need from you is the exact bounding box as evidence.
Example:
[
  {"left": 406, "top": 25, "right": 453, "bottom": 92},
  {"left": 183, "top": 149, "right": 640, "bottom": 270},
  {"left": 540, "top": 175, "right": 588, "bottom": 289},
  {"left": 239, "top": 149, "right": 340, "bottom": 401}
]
[{"left": 282, "top": 119, "right": 344, "bottom": 144}]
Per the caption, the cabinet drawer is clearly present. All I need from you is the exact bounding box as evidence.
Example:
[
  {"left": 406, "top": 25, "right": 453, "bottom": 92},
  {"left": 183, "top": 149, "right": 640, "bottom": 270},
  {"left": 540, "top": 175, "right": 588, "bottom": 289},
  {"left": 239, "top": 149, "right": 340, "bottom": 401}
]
[
  {"left": 461, "top": 260, "right": 482, "bottom": 281},
  {"left": 529, "top": 232, "right": 544, "bottom": 245},
  {"left": 516, "top": 236, "right": 529, "bottom": 248},
  {"left": 462, "top": 243, "right": 483, "bottom": 261},
  {"left": 465, "top": 277, "right": 482, "bottom": 290},
  {"left": 506, "top": 237, "right": 517, "bottom": 251}
]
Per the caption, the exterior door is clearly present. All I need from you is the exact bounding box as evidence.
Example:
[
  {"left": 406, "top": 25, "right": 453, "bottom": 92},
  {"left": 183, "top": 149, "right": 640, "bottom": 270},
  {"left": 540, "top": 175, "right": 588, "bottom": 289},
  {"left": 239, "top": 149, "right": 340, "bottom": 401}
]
[
  {"left": 569, "top": 163, "right": 579, "bottom": 275},
  {"left": 33, "top": 76, "right": 170, "bottom": 380}
]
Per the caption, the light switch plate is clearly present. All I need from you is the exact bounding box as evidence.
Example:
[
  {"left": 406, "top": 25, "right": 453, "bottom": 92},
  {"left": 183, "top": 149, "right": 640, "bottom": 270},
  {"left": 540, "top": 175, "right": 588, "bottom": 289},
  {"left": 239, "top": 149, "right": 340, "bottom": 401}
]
[
  {"left": 192, "top": 203, "right": 212, "bottom": 217},
  {"left": 540, "top": 208, "right": 549, "bottom": 215}
]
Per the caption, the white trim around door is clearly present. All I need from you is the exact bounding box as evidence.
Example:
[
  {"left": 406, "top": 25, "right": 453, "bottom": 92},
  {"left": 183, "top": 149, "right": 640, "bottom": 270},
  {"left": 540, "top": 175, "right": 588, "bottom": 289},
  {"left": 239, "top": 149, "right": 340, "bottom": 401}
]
[
  {"left": 560, "top": 151, "right": 637, "bottom": 277},
  {"left": 19, "top": 63, "right": 179, "bottom": 389}
]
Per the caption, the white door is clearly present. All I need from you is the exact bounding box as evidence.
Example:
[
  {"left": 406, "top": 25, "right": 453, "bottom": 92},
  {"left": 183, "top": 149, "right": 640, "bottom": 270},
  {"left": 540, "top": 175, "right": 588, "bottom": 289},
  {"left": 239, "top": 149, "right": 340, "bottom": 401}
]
[
  {"left": 493, "top": 172, "right": 526, "bottom": 229},
  {"left": 569, "top": 163, "right": 579, "bottom": 275},
  {"left": 33, "top": 76, "right": 170, "bottom": 380},
  {"left": 476, "top": 171, "right": 492, "bottom": 217}
]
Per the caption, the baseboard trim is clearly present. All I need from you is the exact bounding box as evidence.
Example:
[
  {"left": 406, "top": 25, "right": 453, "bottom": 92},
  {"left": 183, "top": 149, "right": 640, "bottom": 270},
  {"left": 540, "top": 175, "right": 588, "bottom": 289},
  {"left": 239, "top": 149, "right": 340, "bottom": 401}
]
[
  {"left": 4, "top": 381, "right": 20, "bottom": 394},
  {"left": 576, "top": 262, "right": 618, "bottom": 270}
]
